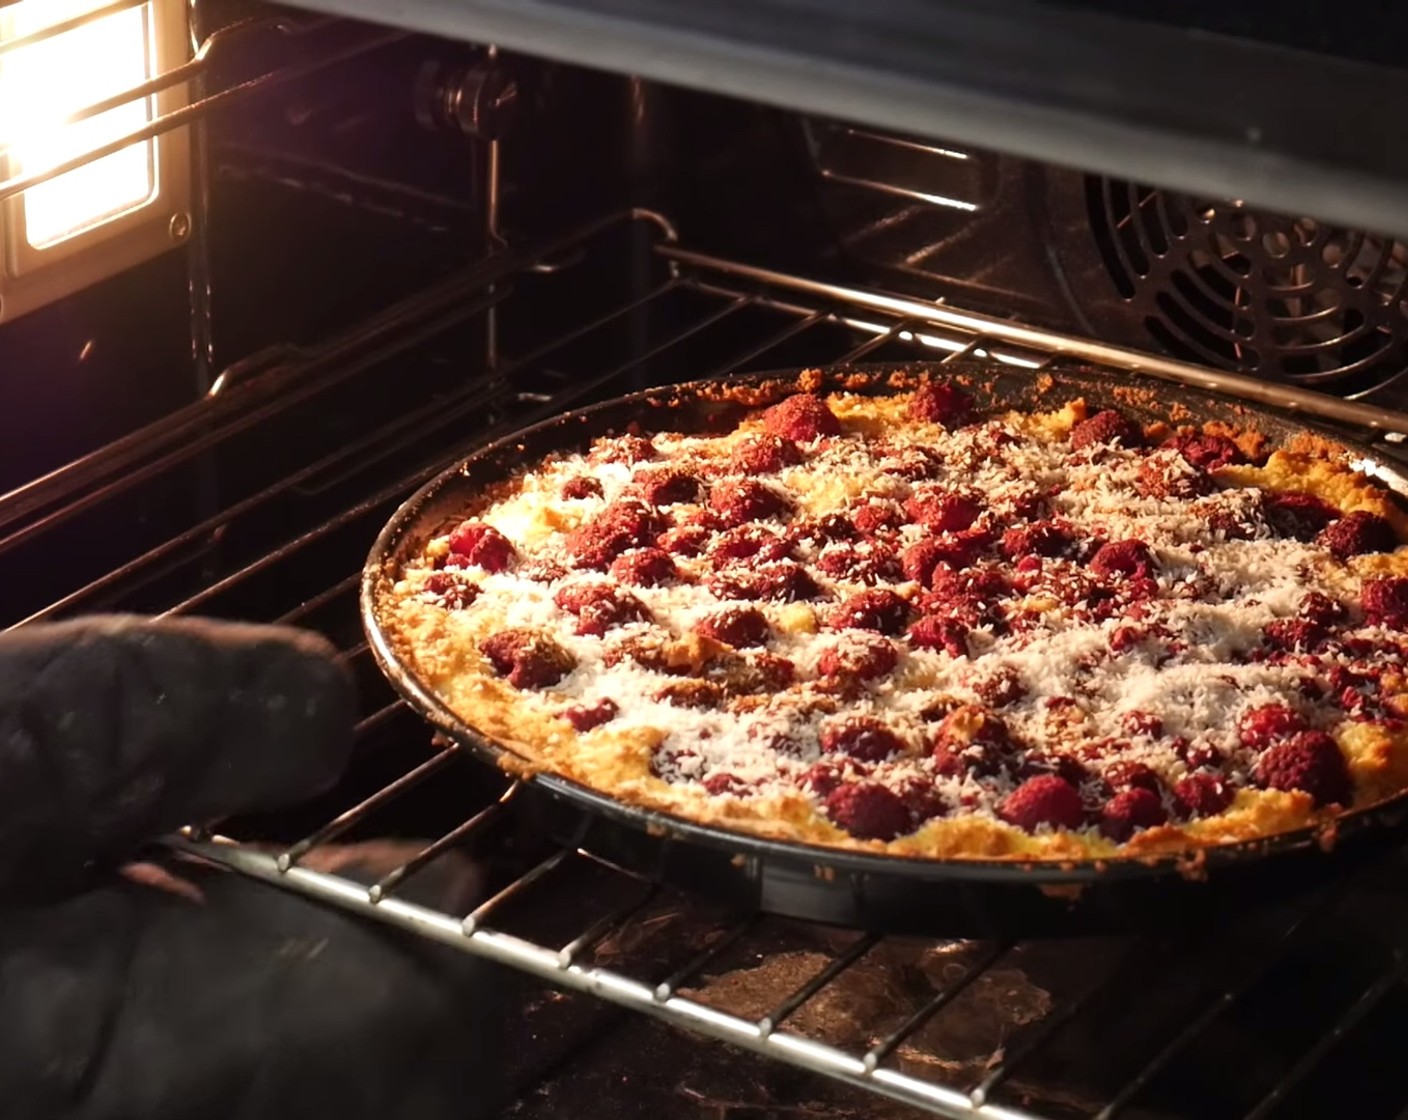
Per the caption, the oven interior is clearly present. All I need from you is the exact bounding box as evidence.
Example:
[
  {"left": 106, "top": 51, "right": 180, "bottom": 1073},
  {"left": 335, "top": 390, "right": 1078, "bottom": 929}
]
[{"left": 6, "top": 4, "right": 1408, "bottom": 1119}]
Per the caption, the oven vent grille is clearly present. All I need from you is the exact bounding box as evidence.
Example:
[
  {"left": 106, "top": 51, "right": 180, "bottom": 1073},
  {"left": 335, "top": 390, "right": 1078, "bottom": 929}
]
[{"left": 1086, "top": 177, "right": 1408, "bottom": 398}]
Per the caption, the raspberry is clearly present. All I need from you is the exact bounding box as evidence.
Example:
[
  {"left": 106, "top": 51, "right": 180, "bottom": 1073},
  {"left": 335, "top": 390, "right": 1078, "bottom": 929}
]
[
  {"left": 706, "top": 562, "right": 819, "bottom": 603},
  {"left": 564, "top": 699, "right": 618, "bottom": 731},
  {"left": 1318, "top": 511, "right": 1398, "bottom": 560},
  {"left": 589, "top": 434, "right": 655, "bottom": 464},
  {"left": 1000, "top": 520, "right": 1074, "bottom": 561},
  {"left": 896, "top": 777, "right": 950, "bottom": 827},
  {"left": 1262, "top": 618, "right": 1329, "bottom": 654},
  {"left": 709, "top": 479, "right": 790, "bottom": 527},
  {"left": 1102, "top": 760, "right": 1163, "bottom": 795},
  {"left": 1089, "top": 539, "right": 1156, "bottom": 581},
  {"left": 1070, "top": 409, "right": 1144, "bottom": 450},
  {"left": 1162, "top": 432, "right": 1243, "bottom": 470},
  {"left": 907, "top": 615, "right": 970, "bottom": 658},
  {"left": 829, "top": 589, "right": 912, "bottom": 635},
  {"left": 817, "top": 634, "right": 899, "bottom": 680},
  {"left": 802, "top": 761, "right": 846, "bottom": 798},
  {"left": 1253, "top": 731, "right": 1353, "bottom": 807},
  {"left": 715, "top": 651, "right": 796, "bottom": 693},
  {"left": 1201, "top": 504, "right": 1259, "bottom": 541},
  {"left": 879, "top": 445, "right": 945, "bottom": 481},
  {"left": 824, "top": 782, "right": 912, "bottom": 840},
  {"left": 446, "top": 520, "right": 516, "bottom": 572},
  {"left": 631, "top": 468, "right": 701, "bottom": 506},
  {"left": 1135, "top": 453, "right": 1213, "bottom": 500},
  {"left": 908, "top": 381, "right": 973, "bottom": 426},
  {"left": 420, "top": 572, "right": 480, "bottom": 609},
  {"left": 1121, "top": 710, "right": 1163, "bottom": 737},
  {"left": 1099, "top": 788, "right": 1167, "bottom": 841},
  {"left": 1173, "top": 772, "right": 1234, "bottom": 818},
  {"left": 820, "top": 717, "right": 905, "bottom": 762},
  {"left": 971, "top": 665, "right": 1026, "bottom": 707},
  {"left": 852, "top": 501, "right": 904, "bottom": 536},
  {"left": 997, "top": 775, "right": 1086, "bottom": 832},
  {"left": 609, "top": 548, "right": 678, "bottom": 588},
  {"left": 695, "top": 607, "right": 770, "bottom": 648},
  {"left": 560, "top": 477, "right": 603, "bottom": 500},
  {"left": 1237, "top": 704, "right": 1307, "bottom": 749},
  {"left": 1263, "top": 491, "right": 1339, "bottom": 542},
  {"left": 903, "top": 488, "right": 982, "bottom": 533},
  {"left": 1300, "top": 591, "right": 1346, "bottom": 628},
  {"left": 762, "top": 393, "right": 842, "bottom": 442},
  {"left": 931, "top": 705, "right": 1012, "bottom": 777},
  {"left": 703, "top": 772, "right": 752, "bottom": 797},
  {"left": 1363, "top": 577, "right": 1408, "bottom": 629},
  {"left": 657, "top": 523, "right": 711, "bottom": 557},
  {"left": 553, "top": 582, "right": 651, "bottom": 637},
  {"left": 730, "top": 434, "right": 802, "bottom": 474},
  {"left": 710, "top": 525, "right": 795, "bottom": 566},
  {"left": 1018, "top": 752, "right": 1093, "bottom": 789},
  {"left": 791, "top": 513, "right": 858, "bottom": 546},
  {"left": 480, "top": 629, "right": 575, "bottom": 689},
  {"left": 565, "top": 499, "right": 667, "bottom": 569},
  {"left": 816, "top": 544, "right": 901, "bottom": 585}
]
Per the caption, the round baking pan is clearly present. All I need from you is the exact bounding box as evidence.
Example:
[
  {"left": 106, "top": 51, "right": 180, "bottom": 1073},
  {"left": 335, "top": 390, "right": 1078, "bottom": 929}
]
[{"left": 362, "top": 361, "right": 1408, "bottom": 936}]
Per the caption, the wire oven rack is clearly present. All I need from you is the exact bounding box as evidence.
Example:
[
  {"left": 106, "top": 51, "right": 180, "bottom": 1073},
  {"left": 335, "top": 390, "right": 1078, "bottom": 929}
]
[{"left": 12, "top": 208, "right": 1408, "bottom": 1119}]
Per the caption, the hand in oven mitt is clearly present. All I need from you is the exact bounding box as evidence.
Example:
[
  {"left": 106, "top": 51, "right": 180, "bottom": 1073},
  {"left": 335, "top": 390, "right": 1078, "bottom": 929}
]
[{"left": 0, "top": 617, "right": 506, "bottom": 1120}]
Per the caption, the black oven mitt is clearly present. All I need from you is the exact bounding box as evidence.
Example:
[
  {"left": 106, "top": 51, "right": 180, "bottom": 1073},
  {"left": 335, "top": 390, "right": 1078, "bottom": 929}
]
[{"left": 0, "top": 617, "right": 507, "bottom": 1120}]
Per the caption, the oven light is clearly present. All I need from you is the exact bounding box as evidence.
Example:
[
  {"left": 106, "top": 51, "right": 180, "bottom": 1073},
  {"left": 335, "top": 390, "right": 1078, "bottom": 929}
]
[
  {"left": 1, "top": 0, "right": 156, "bottom": 247},
  {"left": 0, "top": 0, "right": 188, "bottom": 323}
]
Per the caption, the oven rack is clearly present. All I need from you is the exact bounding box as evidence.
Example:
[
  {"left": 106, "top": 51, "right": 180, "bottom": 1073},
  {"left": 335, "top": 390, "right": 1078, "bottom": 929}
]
[{"left": 10, "top": 207, "right": 1408, "bottom": 1119}]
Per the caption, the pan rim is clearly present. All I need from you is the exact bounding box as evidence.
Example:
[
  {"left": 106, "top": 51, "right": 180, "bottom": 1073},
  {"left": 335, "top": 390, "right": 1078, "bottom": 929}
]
[{"left": 360, "top": 360, "right": 1408, "bottom": 885}]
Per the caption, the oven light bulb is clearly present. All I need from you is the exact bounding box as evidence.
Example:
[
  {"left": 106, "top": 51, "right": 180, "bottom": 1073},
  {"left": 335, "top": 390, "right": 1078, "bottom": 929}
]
[{"left": 0, "top": 0, "right": 158, "bottom": 249}]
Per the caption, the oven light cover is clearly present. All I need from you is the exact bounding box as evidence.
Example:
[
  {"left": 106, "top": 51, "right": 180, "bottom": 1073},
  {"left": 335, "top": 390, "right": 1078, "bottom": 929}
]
[{"left": 0, "top": 0, "right": 190, "bottom": 323}]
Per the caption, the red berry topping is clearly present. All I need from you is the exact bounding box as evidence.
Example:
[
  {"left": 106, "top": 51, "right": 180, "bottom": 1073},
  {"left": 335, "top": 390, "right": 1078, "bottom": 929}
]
[
  {"left": 1363, "top": 577, "right": 1408, "bottom": 629},
  {"left": 908, "top": 381, "right": 973, "bottom": 426},
  {"left": 904, "top": 488, "right": 983, "bottom": 533},
  {"left": 703, "top": 772, "right": 752, "bottom": 797},
  {"left": 520, "top": 559, "right": 567, "bottom": 583},
  {"left": 1300, "top": 591, "right": 1347, "bottom": 628},
  {"left": 709, "top": 525, "right": 795, "bottom": 566},
  {"left": 1000, "top": 520, "right": 1074, "bottom": 561},
  {"left": 852, "top": 501, "right": 904, "bottom": 536},
  {"left": 997, "top": 775, "right": 1086, "bottom": 833},
  {"left": 1070, "top": 409, "right": 1144, "bottom": 450},
  {"left": 802, "top": 761, "right": 846, "bottom": 798},
  {"left": 931, "top": 705, "right": 1012, "bottom": 777},
  {"left": 565, "top": 499, "right": 667, "bottom": 569},
  {"left": 1121, "top": 710, "right": 1163, "bottom": 737},
  {"left": 820, "top": 716, "right": 905, "bottom": 762},
  {"left": 907, "top": 615, "right": 970, "bottom": 658},
  {"left": 420, "top": 572, "right": 480, "bottom": 609},
  {"left": 816, "top": 543, "right": 901, "bottom": 585},
  {"left": 829, "top": 588, "right": 912, "bottom": 635},
  {"left": 1135, "top": 453, "right": 1213, "bottom": 500},
  {"left": 1162, "top": 432, "right": 1243, "bottom": 470},
  {"left": 730, "top": 434, "right": 802, "bottom": 474},
  {"left": 896, "top": 777, "right": 950, "bottom": 827},
  {"left": 695, "top": 607, "right": 770, "bottom": 649},
  {"left": 709, "top": 479, "right": 791, "bottom": 527},
  {"left": 657, "top": 522, "right": 711, "bottom": 557},
  {"left": 1262, "top": 618, "right": 1329, "bottom": 654},
  {"left": 480, "top": 629, "right": 575, "bottom": 689},
  {"left": 553, "top": 582, "right": 651, "bottom": 637},
  {"left": 1102, "top": 760, "right": 1163, "bottom": 795},
  {"left": 1173, "top": 772, "right": 1234, "bottom": 818},
  {"left": 560, "top": 477, "right": 603, "bottom": 500},
  {"left": 823, "top": 782, "right": 912, "bottom": 840},
  {"left": 564, "top": 699, "right": 618, "bottom": 732},
  {"left": 447, "top": 520, "right": 516, "bottom": 573},
  {"left": 817, "top": 634, "right": 899, "bottom": 680},
  {"left": 791, "top": 513, "right": 859, "bottom": 546},
  {"left": 631, "top": 468, "right": 701, "bottom": 506},
  {"left": 1099, "top": 788, "right": 1168, "bottom": 841},
  {"left": 762, "top": 393, "right": 842, "bottom": 442},
  {"left": 609, "top": 548, "right": 679, "bottom": 587},
  {"left": 1254, "top": 731, "right": 1353, "bottom": 807},
  {"left": 1263, "top": 491, "right": 1339, "bottom": 542},
  {"left": 707, "top": 562, "right": 820, "bottom": 603},
  {"left": 1237, "top": 704, "right": 1307, "bottom": 750},
  {"left": 1089, "top": 539, "right": 1157, "bottom": 581},
  {"left": 589, "top": 434, "right": 655, "bottom": 464},
  {"left": 1318, "top": 510, "right": 1398, "bottom": 559}
]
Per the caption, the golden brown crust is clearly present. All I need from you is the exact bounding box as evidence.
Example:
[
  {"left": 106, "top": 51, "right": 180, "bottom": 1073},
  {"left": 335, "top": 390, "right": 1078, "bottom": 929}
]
[{"left": 372, "top": 377, "right": 1408, "bottom": 864}]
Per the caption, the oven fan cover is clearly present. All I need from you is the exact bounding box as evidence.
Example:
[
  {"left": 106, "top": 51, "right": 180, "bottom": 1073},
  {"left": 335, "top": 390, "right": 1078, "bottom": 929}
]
[{"left": 1046, "top": 174, "right": 1408, "bottom": 399}]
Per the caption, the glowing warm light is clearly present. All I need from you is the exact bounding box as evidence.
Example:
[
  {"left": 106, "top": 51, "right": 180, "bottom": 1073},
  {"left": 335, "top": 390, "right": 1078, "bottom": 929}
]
[{"left": 0, "top": 0, "right": 158, "bottom": 249}]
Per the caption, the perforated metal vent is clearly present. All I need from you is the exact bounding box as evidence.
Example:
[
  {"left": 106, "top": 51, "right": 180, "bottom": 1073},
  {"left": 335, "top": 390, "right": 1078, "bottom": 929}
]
[{"left": 1084, "top": 178, "right": 1408, "bottom": 396}]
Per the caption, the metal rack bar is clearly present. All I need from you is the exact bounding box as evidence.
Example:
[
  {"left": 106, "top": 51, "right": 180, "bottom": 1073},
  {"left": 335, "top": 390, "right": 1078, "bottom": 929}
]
[
  {"left": 758, "top": 931, "right": 882, "bottom": 1035},
  {"left": 368, "top": 787, "right": 521, "bottom": 902},
  {"left": 557, "top": 884, "right": 661, "bottom": 967},
  {"left": 652, "top": 917, "right": 758, "bottom": 1001},
  {"left": 659, "top": 245, "right": 1408, "bottom": 436},
  {"left": 0, "top": 0, "right": 148, "bottom": 59}
]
